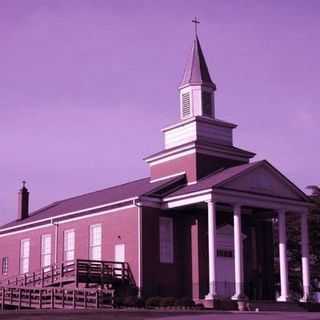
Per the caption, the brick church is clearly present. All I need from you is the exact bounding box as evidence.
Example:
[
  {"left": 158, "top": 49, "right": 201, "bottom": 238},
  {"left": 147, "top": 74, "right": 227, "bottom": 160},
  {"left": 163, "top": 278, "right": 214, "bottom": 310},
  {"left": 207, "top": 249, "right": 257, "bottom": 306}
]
[{"left": 0, "top": 29, "right": 313, "bottom": 308}]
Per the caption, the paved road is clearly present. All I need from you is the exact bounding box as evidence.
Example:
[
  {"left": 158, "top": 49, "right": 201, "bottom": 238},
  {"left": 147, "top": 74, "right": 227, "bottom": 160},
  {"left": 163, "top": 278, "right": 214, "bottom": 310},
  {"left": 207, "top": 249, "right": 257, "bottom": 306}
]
[{"left": 0, "top": 310, "right": 319, "bottom": 320}]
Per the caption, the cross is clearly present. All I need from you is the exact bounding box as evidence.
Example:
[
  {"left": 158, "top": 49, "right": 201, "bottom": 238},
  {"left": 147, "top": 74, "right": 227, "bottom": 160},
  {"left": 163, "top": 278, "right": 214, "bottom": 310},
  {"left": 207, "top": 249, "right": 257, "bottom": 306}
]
[{"left": 192, "top": 17, "right": 200, "bottom": 36}]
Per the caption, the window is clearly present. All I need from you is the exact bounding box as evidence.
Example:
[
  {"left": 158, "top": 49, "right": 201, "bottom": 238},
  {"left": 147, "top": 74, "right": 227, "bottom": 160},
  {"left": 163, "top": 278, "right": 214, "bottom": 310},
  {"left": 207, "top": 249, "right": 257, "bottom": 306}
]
[
  {"left": 182, "top": 92, "right": 191, "bottom": 118},
  {"left": 2, "top": 257, "right": 8, "bottom": 275},
  {"left": 64, "top": 229, "right": 75, "bottom": 263},
  {"left": 217, "top": 249, "right": 233, "bottom": 258},
  {"left": 202, "top": 91, "right": 212, "bottom": 117},
  {"left": 20, "top": 239, "right": 30, "bottom": 274},
  {"left": 89, "top": 224, "right": 102, "bottom": 260},
  {"left": 159, "top": 217, "right": 174, "bottom": 263},
  {"left": 41, "top": 234, "right": 52, "bottom": 270},
  {"left": 114, "top": 244, "right": 125, "bottom": 277}
]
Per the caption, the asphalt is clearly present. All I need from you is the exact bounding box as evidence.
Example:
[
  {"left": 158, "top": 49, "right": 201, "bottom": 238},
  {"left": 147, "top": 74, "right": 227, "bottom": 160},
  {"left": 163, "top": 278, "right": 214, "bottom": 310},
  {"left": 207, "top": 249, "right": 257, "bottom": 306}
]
[{"left": 0, "top": 309, "right": 319, "bottom": 320}]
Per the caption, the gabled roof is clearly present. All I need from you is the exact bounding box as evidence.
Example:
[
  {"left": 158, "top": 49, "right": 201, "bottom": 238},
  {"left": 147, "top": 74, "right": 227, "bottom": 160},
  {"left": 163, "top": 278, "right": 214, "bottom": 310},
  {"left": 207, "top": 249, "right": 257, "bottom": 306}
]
[
  {"left": 165, "top": 160, "right": 310, "bottom": 202},
  {"left": 0, "top": 175, "right": 186, "bottom": 231},
  {"left": 167, "top": 162, "right": 259, "bottom": 197},
  {"left": 180, "top": 36, "right": 216, "bottom": 89}
]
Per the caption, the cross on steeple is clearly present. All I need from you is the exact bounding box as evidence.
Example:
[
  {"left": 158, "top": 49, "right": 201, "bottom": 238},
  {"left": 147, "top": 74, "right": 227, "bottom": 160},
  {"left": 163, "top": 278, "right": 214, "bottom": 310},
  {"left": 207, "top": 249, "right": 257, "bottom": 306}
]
[{"left": 192, "top": 17, "right": 200, "bottom": 36}]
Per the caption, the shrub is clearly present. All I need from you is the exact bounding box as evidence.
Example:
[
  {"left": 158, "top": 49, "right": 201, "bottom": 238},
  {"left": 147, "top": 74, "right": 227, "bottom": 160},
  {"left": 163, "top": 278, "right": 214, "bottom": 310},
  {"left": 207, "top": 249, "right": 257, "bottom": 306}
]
[
  {"left": 175, "top": 297, "right": 195, "bottom": 308},
  {"left": 145, "top": 296, "right": 162, "bottom": 308},
  {"left": 159, "top": 297, "right": 176, "bottom": 307},
  {"left": 136, "top": 297, "right": 145, "bottom": 308},
  {"left": 195, "top": 303, "right": 204, "bottom": 309},
  {"left": 113, "top": 296, "right": 124, "bottom": 308},
  {"left": 123, "top": 296, "right": 138, "bottom": 307}
]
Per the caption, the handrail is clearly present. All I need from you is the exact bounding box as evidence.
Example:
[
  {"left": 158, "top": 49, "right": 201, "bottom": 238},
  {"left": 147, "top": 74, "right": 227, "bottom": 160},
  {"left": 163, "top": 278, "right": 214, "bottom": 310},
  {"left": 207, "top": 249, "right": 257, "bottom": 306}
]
[
  {"left": 0, "top": 259, "right": 135, "bottom": 289},
  {"left": 0, "top": 286, "right": 113, "bottom": 310}
]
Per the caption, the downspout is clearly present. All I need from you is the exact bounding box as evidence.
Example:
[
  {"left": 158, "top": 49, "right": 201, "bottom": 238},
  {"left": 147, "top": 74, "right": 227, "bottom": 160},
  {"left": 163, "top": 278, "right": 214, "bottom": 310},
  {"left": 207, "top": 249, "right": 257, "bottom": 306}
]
[
  {"left": 135, "top": 200, "right": 143, "bottom": 298},
  {"left": 52, "top": 220, "right": 59, "bottom": 265}
]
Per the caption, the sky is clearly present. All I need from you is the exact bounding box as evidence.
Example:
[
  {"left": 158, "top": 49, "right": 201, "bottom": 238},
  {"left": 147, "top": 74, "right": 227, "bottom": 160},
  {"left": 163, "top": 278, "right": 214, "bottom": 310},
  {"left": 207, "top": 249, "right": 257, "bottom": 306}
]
[{"left": 0, "top": 0, "right": 319, "bottom": 225}]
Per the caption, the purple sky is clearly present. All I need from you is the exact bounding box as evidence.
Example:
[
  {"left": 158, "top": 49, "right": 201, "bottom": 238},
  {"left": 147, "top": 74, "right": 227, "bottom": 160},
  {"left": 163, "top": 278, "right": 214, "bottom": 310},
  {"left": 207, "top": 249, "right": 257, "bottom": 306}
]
[{"left": 1, "top": 0, "right": 319, "bottom": 225}]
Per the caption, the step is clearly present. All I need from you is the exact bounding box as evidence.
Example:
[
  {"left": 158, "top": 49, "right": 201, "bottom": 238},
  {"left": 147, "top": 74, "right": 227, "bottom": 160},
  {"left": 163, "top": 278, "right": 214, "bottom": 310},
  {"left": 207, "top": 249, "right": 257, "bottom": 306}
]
[{"left": 248, "top": 300, "right": 305, "bottom": 312}]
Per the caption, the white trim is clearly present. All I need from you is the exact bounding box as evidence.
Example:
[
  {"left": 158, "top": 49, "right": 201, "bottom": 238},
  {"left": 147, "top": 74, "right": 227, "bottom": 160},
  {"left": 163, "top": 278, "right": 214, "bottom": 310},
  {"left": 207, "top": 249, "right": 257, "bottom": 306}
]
[
  {"left": 148, "top": 149, "right": 196, "bottom": 166},
  {"left": 145, "top": 143, "right": 195, "bottom": 163},
  {"left": 163, "top": 192, "right": 212, "bottom": 209},
  {"left": 0, "top": 197, "right": 138, "bottom": 233},
  {"left": 146, "top": 143, "right": 252, "bottom": 167},
  {"left": 56, "top": 205, "right": 135, "bottom": 225},
  {"left": 187, "top": 181, "right": 197, "bottom": 186},
  {"left": 197, "top": 148, "right": 251, "bottom": 162},
  {"left": 89, "top": 223, "right": 102, "bottom": 261},
  {"left": 137, "top": 204, "right": 143, "bottom": 297},
  {"left": 163, "top": 188, "right": 212, "bottom": 202},
  {"left": 54, "top": 222, "right": 58, "bottom": 264},
  {"left": 213, "top": 189, "right": 312, "bottom": 212},
  {"left": 161, "top": 116, "right": 236, "bottom": 133},
  {"left": 150, "top": 171, "right": 186, "bottom": 183},
  {"left": 0, "top": 223, "right": 52, "bottom": 238},
  {"left": 0, "top": 204, "right": 136, "bottom": 238}
]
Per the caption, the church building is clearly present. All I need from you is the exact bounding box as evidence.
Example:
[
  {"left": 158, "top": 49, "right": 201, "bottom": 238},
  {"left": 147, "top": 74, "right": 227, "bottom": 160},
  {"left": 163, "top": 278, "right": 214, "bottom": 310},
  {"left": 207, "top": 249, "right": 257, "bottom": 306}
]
[{"left": 0, "top": 29, "right": 313, "bottom": 308}]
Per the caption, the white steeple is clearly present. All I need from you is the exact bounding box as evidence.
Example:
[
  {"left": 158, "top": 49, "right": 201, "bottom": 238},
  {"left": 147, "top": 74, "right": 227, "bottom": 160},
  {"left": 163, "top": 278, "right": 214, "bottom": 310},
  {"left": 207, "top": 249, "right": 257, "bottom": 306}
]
[{"left": 178, "top": 34, "right": 216, "bottom": 120}]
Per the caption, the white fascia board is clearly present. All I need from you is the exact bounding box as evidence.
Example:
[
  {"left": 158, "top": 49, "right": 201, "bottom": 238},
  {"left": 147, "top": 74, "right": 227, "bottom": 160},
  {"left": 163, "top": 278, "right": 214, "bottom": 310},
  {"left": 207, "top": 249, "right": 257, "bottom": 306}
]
[
  {"left": 213, "top": 189, "right": 313, "bottom": 212},
  {"left": 150, "top": 171, "right": 186, "bottom": 183},
  {"left": 0, "top": 223, "right": 53, "bottom": 238},
  {"left": 163, "top": 188, "right": 212, "bottom": 202},
  {"left": 148, "top": 149, "right": 196, "bottom": 166},
  {"left": 0, "top": 204, "right": 137, "bottom": 238},
  {"left": 163, "top": 192, "right": 212, "bottom": 209},
  {"left": 56, "top": 204, "right": 136, "bottom": 225},
  {"left": 145, "top": 143, "right": 196, "bottom": 164},
  {"left": 161, "top": 117, "right": 197, "bottom": 132},
  {"left": 0, "top": 197, "right": 139, "bottom": 233}
]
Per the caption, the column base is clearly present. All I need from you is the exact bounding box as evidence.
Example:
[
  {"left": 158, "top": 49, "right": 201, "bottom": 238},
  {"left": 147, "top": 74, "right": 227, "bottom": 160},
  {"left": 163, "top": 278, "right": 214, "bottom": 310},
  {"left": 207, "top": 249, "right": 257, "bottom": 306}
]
[
  {"left": 203, "top": 294, "right": 218, "bottom": 309},
  {"left": 299, "top": 294, "right": 311, "bottom": 303},
  {"left": 231, "top": 293, "right": 248, "bottom": 301},
  {"left": 205, "top": 292, "right": 218, "bottom": 301},
  {"left": 277, "top": 295, "right": 290, "bottom": 302}
]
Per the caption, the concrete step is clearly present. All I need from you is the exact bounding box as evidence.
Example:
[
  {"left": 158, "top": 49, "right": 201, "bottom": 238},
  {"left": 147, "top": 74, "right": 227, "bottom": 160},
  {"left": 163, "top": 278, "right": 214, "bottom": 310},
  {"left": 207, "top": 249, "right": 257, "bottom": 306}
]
[{"left": 248, "top": 300, "right": 305, "bottom": 312}]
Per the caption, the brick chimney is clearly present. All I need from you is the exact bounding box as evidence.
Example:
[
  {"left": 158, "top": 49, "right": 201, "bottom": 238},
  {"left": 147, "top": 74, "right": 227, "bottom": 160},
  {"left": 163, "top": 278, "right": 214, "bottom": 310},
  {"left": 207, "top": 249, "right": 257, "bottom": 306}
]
[{"left": 18, "top": 181, "right": 29, "bottom": 220}]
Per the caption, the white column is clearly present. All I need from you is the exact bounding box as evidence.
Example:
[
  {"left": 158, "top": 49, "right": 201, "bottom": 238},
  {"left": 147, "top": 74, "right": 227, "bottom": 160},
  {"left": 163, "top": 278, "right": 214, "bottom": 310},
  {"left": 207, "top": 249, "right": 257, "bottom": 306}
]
[
  {"left": 277, "top": 209, "right": 289, "bottom": 302},
  {"left": 231, "top": 204, "right": 246, "bottom": 300},
  {"left": 205, "top": 200, "right": 217, "bottom": 300},
  {"left": 300, "top": 211, "right": 310, "bottom": 302}
]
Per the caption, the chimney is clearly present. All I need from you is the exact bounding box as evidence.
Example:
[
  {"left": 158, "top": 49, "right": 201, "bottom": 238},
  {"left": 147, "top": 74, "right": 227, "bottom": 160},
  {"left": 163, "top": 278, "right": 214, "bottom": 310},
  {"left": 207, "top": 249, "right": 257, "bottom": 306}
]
[{"left": 18, "top": 181, "right": 29, "bottom": 220}]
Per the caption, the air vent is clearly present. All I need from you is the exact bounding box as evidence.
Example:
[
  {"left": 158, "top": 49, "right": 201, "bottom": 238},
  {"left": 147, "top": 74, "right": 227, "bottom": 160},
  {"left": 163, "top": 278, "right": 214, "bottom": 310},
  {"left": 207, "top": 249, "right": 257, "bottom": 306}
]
[
  {"left": 202, "top": 91, "right": 212, "bottom": 117},
  {"left": 182, "top": 93, "right": 191, "bottom": 117}
]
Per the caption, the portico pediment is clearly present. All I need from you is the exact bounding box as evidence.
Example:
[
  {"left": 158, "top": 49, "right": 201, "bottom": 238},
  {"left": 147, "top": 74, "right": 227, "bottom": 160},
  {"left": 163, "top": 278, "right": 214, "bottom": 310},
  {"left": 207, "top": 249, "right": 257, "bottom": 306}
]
[{"left": 216, "top": 161, "right": 308, "bottom": 201}]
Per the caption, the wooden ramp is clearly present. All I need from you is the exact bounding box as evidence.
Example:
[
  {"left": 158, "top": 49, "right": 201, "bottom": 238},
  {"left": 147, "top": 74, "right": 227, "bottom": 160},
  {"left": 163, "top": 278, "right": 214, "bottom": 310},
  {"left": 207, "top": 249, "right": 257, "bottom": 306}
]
[
  {"left": 0, "top": 259, "right": 136, "bottom": 310},
  {"left": 0, "top": 287, "right": 112, "bottom": 310}
]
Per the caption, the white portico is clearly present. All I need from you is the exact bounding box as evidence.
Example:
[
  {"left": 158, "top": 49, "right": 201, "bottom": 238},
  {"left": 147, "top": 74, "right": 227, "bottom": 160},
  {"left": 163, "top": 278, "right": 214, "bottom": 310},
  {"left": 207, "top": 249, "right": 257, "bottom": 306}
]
[{"left": 163, "top": 160, "right": 312, "bottom": 304}]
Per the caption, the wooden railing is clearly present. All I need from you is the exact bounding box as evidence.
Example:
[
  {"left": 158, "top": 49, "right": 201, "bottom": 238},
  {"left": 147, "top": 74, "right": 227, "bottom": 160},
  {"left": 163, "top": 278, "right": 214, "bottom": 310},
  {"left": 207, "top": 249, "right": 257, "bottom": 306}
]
[
  {"left": 76, "top": 259, "right": 136, "bottom": 288},
  {"left": 0, "top": 259, "right": 135, "bottom": 289},
  {"left": 0, "top": 286, "right": 113, "bottom": 310},
  {"left": 0, "top": 261, "right": 75, "bottom": 288}
]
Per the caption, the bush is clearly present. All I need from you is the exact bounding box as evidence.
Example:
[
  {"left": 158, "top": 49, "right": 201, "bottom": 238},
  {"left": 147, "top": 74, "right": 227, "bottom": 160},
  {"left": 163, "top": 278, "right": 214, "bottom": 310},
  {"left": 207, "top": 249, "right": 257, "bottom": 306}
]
[
  {"left": 113, "top": 296, "right": 124, "bottom": 308},
  {"left": 136, "top": 297, "right": 145, "bottom": 308},
  {"left": 159, "top": 297, "right": 176, "bottom": 307},
  {"left": 123, "top": 296, "right": 138, "bottom": 307},
  {"left": 175, "top": 297, "right": 195, "bottom": 308},
  {"left": 145, "top": 296, "right": 162, "bottom": 308}
]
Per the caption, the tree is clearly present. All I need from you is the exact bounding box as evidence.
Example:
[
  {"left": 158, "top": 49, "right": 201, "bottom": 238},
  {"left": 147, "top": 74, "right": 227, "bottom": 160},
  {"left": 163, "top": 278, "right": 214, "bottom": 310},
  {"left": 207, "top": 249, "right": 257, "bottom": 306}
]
[
  {"left": 307, "top": 186, "right": 320, "bottom": 293},
  {"left": 274, "top": 185, "right": 320, "bottom": 299}
]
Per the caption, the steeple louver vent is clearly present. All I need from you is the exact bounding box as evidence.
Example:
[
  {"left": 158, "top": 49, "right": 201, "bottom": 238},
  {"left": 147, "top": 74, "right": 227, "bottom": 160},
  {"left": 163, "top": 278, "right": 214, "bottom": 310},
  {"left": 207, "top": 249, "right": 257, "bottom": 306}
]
[{"left": 182, "top": 93, "right": 191, "bottom": 118}]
